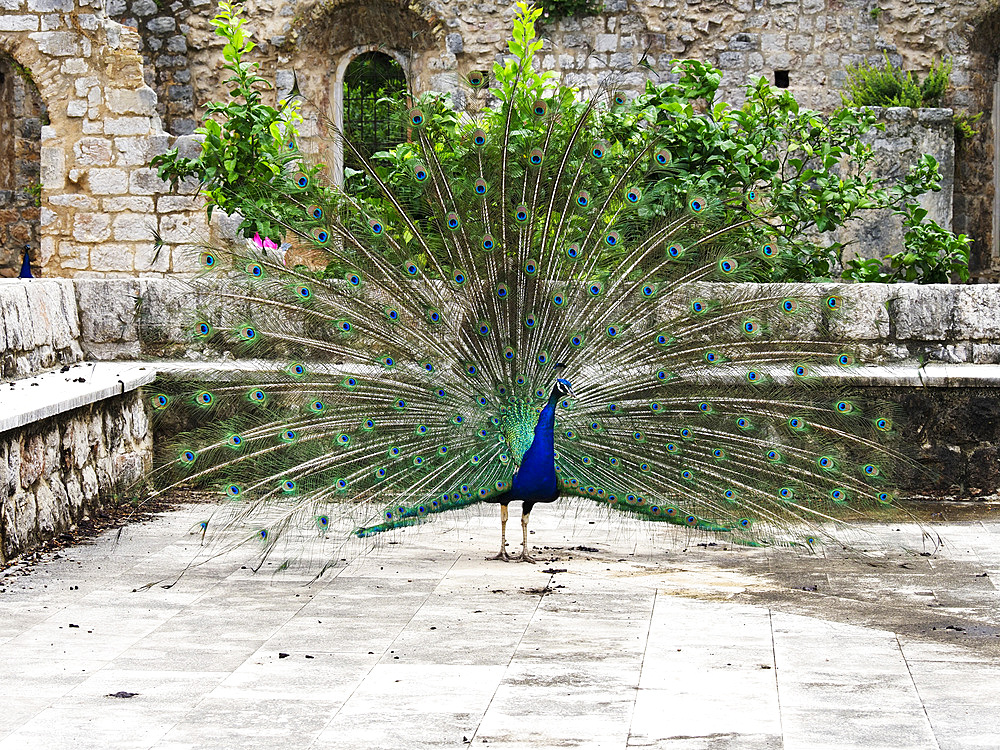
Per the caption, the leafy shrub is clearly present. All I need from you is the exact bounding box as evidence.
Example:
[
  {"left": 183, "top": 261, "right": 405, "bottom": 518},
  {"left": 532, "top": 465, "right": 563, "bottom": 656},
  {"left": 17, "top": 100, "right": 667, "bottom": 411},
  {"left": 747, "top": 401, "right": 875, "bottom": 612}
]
[
  {"left": 842, "top": 54, "right": 952, "bottom": 108},
  {"left": 150, "top": 2, "right": 324, "bottom": 240},
  {"left": 844, "top": 203, "right": 971, "bottom": 283},
  {"left": 955, "top": 111, "right": 983, "bottom": 139}
]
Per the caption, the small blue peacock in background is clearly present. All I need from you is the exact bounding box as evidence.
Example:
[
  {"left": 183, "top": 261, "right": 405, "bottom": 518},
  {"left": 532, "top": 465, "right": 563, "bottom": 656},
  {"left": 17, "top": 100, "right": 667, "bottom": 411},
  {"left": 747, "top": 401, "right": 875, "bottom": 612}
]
[{"left": 144, "top": 4, "right": 917, "bottom": 572}]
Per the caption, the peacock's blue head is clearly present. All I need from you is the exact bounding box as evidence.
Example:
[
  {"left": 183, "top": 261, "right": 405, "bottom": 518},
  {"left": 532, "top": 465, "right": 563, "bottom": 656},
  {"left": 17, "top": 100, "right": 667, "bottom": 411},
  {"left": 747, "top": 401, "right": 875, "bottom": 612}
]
[{"left": 554, "top": 378, "right": 574, "bottom": 398}]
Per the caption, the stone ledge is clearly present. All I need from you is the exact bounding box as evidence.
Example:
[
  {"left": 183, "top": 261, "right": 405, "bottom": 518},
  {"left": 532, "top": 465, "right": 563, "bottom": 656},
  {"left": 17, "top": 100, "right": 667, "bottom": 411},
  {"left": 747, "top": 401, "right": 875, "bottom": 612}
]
[
  {"left": 147, "top": 360, "right": 1000, "bottom": 389},
  {"left": 0, "top": 361, "right": 156, "bottom": 433}
]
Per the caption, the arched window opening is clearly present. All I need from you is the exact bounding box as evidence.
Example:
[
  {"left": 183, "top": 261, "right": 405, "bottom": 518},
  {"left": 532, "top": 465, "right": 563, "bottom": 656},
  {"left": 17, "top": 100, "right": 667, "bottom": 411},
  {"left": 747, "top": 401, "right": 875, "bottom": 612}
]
[
  {"left": 342, "top": 51, "right": 408, "bottom": 176},
  {"left": 0, "top": 55, "right": 45, "bottom": 277}
]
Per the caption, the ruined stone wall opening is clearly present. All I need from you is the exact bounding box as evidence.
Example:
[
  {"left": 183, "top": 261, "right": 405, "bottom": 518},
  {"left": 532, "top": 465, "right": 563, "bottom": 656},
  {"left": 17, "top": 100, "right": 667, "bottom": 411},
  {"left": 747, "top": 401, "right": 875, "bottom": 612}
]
[
  {"left": 0, "top": 55, "right": 45, "bottom": 277},
  {"left": 342, "top": 52, "right": 408, "bottom": 173},
  {"left": 332, "top": 47, "right": 411, "bottom": 186}
]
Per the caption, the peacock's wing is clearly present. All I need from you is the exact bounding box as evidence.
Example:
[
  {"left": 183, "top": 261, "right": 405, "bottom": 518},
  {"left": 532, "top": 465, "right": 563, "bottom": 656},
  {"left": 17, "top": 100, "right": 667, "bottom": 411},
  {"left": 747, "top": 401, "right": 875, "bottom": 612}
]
[{"left": 549, "top": 285, "right": 909, "bottom": 548}]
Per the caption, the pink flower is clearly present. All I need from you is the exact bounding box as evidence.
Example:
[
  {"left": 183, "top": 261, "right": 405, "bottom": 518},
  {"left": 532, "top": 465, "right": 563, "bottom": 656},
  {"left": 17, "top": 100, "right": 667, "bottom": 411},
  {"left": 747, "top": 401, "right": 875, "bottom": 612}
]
[
  {"left": 247, "top": 232, "right": 290, "bottom": 265},
  {"left": 252, "top": 232, "right": 279, "bottom": 251}
]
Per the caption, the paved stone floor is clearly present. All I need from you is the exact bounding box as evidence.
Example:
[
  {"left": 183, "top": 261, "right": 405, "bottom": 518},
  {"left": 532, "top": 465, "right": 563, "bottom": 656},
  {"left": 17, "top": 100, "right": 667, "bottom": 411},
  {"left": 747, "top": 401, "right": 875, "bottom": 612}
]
[{"left": 1, "top": 502, "right": 999, "bottom": 750}]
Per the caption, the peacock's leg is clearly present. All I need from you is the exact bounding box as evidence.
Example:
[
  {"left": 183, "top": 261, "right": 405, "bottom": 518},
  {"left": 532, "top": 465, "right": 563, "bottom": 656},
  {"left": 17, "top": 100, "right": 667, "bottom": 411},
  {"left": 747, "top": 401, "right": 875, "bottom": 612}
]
[
  {"left": 518, "top": 509, "right": 536, "bottom": 563},
  {"left": 489, "top": 504, "right": 510, "bottom": 561}
]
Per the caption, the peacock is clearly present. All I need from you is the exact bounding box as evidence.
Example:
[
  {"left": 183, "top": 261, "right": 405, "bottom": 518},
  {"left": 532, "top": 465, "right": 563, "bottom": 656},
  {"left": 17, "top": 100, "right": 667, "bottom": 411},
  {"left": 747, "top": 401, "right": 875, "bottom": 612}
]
[{"left": 142, "top": 5, "right": 921, "bottom": 573}]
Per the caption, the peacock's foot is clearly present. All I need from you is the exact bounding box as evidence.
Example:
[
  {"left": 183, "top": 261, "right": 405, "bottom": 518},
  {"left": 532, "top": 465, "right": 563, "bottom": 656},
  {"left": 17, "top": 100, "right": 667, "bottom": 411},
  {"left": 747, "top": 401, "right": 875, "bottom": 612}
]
[
  {"left": 517, "top": 551, "right": 537, "bottom": 564},
  {"left": 489, "top": 550, "right": 511, "bottom": 561}
]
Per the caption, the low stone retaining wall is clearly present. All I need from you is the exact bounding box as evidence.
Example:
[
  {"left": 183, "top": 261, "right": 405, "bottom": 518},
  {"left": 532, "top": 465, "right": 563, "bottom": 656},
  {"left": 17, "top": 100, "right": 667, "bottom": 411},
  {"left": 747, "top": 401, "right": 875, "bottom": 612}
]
[
  {"left": 4, "top": 278, "right": 1000, "bottom": 366},
  {"left": 0, "top": 361, "right": 155, "bottom": 563},
  {"left": 0, "top": 279, "right": 82, "bottom": 379}
]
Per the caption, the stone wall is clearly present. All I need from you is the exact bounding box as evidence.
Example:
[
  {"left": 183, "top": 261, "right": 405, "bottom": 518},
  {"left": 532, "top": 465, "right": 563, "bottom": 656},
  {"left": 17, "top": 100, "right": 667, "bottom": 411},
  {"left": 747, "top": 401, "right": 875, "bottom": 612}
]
[
  {"left": 167, "top": 0, "right": 985, "bottom": 114},
  {"left": 833, "top": 107, "right": 954, "bottom": 267},
  {"left": 123, "top": 0, "right": 979, "bottom": 269},
  {"left": 9, "top": 277, "right": 1000, "bottom": 512},
  {"left": 0, "top": 388, "right": 150, "bottom": 563},
  {"left": 0, "top": 0, "right": 209, "bottom": 277},
  {"left": 0, "top": 278, "right": 81, "bottom": 378},
  {"left": 1, "top": 0, "right": 989, "bottom": 277},
  {"left": 1, "top": 278, "right": 999, "bottom": 368},
  {"left": 961, "top": 3, "right": 998, "bottom": 277},
  {"left": 108, "top": 0, "right": 205, "bottom": 135}
]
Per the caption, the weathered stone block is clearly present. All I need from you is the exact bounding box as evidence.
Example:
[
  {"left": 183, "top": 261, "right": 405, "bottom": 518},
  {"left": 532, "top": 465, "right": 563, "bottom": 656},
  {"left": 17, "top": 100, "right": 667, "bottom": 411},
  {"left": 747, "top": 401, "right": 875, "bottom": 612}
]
[
  {"left": 29, "top": 30, "right": 79, "bottom": 54},
  {"left": 87, "top": 168, "right": 129, "bottom": 195},
  {"left": 104, "top": 117, "right": 154, "bottom": 136},
  {"left": 74, "top": 278, "right": 140, "bottom": 347},
  {"left": 65, "top": 473, "right": 83, "bottom": 513},
  {"left": 20, "top": 432, "right": 44, "bottom": 487},
  {"left": 74, "top": 137, "right": 114, "bottom": 166},
  {"left": 104, "top": 197, "right": 156, "bottom": 214},
  {"left": 134, "top": 241, "right": 170, "bottom": 273},
  {"left": 66, "top": 100, "right": 87, "bottom": 118},
  {"left": 90, "top": 243, "right": 136, "bottom": 272},
  {"left": 952, "top": 286, "right": 1000, "bottom": 340},
  {"left": 64, "top": 418, "right": 89, "bottom": 470},
  {"left": 72, "top": 212, "right": 112, "bottom": 242},
  {"left": 829, "top": 284, "right": 892, "bottom": 340},
  {"left": 889, "top": 284, "right": 956, "bottom": 341},
  {"left": 155, "top": 195, "right": 201, "bottom": 213},
  {"left": 446, "top": 32, "right": 463, "bottom": 54},
  {"left": 5, "top": 439, "right": 21, "bottom": 493},
  {"left": 28, "top": 0, "right": 72, "bottom": 10},
  {"left": 172, "top": 133, "right": 204, "bottom": 160},
  {"left": 159, "top": 212, "right": 208, "bottom": 244},
  {"left": 171, "top": 243, "right": 202, "bottom": 273},
  {"left": 146, "top": 15, "right": 176, "bottom": 33},
  {"left": 130, "top": 168, "right": 167, "bottom": 195},
  {"left": 111, "top": 212, "right": 153, "bottom": 242},
  {"left": 57, "top": 243, "right": 91, "bottom": 270},
  {"left": 107, "top": 87, "right": 158, "bottom": 116},
  {"left": 3, "top": 490, "right": 35, "bottom": 558},
  {"left": 594, "top": 33, "right": 617, "bottom": 52},
  {"left": 0, "top": 283, "right": 34, "bottom": 355},
  {"left": 40, "top": 146, "right": 66, "bottom": 190},
  {"left": 21, "top": 280, "right": 81, "bottom": 354},
  {"left": 0, "top": 15, "right": 39, "bottom": 30},
  {"left": 717, "top": 51, "right": 746, "bottom": 69},
  {"left": 81, "top": 463, "right": 97, "bottom": 498}
]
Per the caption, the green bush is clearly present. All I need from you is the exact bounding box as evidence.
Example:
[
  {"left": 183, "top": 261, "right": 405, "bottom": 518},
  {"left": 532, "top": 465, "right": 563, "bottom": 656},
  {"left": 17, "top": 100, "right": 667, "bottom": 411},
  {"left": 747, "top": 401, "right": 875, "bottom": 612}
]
[
  {"left": 842, "top": 53, "right": 952, "bottom": 108},
  {"left": 844, "top": 203, "right": 971, "bottom": 283},
  {"left": 150, "top": 1, "right": 324, "bottom": 240}
]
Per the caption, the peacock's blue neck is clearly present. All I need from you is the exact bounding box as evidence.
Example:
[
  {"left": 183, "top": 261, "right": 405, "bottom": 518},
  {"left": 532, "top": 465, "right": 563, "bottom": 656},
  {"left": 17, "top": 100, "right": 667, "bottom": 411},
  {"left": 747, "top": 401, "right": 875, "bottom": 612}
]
[
  {"left": 507, "top": 389, "right": 560, "bottom": 504},
  {"left": 533, "top": 391, "right": 559, "bottom": 453}
]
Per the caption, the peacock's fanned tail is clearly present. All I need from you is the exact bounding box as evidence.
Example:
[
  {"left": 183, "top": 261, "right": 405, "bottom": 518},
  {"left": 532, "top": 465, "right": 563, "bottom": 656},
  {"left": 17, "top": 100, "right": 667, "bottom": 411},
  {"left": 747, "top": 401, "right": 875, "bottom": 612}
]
[{"left": 145, "top": 74, "right": 920, "bottom": 571}]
